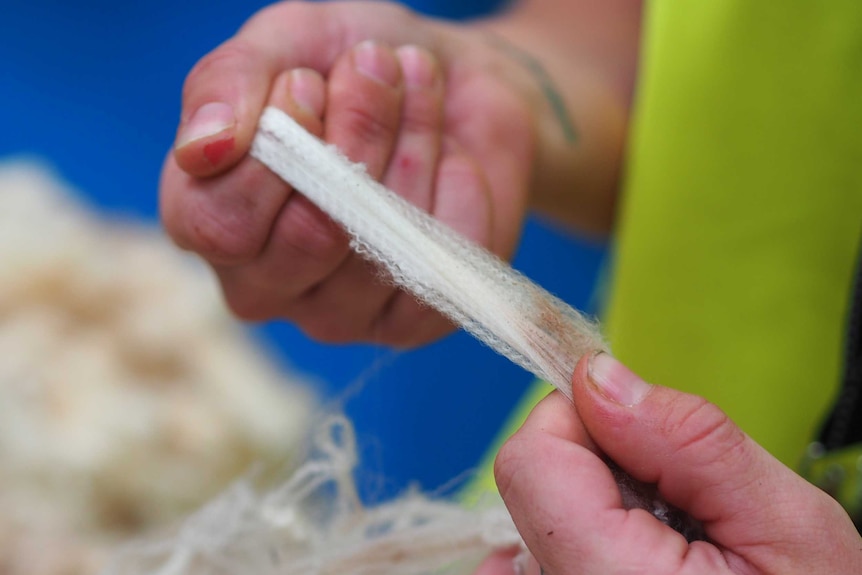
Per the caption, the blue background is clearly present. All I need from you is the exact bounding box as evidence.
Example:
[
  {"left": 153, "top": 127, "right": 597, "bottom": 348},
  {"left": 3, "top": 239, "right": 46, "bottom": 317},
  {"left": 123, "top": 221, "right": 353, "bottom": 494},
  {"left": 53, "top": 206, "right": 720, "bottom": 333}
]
[{"left": 0, "top": 0, "right": 604, "bottom": 501}]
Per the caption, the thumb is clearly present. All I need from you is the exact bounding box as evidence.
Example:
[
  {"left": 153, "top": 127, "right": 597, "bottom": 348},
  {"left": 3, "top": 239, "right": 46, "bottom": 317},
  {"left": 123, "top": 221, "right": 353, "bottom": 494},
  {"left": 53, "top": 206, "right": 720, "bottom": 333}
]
[
  {"left": 172, "top": 2, "right": 340, "bottom": 176},
  {"left": 172, "top": 36, "right": 281, "bottom": 176},
  {"left": 574, "top": 352, "right": 859, "bottom": 569}
]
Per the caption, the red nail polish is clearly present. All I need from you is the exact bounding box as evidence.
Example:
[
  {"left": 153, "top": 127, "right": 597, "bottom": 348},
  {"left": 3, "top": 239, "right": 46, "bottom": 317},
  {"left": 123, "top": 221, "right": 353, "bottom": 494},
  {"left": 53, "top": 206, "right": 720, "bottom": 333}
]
[{"left": 203, "top": 136, "right": 235, "bottom": 166}]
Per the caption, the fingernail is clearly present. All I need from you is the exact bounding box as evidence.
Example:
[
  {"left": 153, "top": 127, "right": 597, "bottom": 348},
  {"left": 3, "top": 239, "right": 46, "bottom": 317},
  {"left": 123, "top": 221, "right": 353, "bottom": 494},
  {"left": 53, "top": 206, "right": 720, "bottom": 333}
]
[
  {"left": 288, "top": 69, "right": 324, "bottom": 116},
  {"left": 397, "top": 45, "right": 438, "bottom": 90},
  {"left": 353, "top": 41, "right": 401, "bottom": 87},
  {"left": 176, "top": 102, "right": 235, "bottom": 149},
  {"left": 588, "top": 352, "right": 651, "bottom": 406}
]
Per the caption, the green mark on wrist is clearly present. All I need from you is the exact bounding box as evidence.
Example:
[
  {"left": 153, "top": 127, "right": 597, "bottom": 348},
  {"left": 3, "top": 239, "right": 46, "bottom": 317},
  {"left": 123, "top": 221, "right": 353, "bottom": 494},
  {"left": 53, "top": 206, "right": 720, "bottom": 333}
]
[{"left": 485, "top": 33, "right": 578, "bottom": 144}]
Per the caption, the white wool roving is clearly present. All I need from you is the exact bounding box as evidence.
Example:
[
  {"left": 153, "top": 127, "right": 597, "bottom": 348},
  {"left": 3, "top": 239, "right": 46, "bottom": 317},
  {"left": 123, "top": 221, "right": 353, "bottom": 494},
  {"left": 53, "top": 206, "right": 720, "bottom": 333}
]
[
  {"left": 104, "top": 415, "right": 523, "bottom": 575},
  {"left": 251, "top": 107, "right": 609, "bottom": 401}
]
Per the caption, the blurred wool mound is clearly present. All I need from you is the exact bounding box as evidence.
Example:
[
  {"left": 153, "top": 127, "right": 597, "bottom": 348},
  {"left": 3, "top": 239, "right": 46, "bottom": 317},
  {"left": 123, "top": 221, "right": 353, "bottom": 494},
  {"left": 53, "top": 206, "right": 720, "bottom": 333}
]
[{"left": 0, "top": 162, "right": 316, "bottom": 575}]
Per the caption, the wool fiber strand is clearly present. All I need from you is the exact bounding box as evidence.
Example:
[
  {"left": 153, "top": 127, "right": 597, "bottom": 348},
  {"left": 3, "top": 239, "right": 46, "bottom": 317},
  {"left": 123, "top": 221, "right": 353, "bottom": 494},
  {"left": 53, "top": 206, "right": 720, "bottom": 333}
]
[{"left": 251, "top": 107, "right": 609, "bottom": 400}]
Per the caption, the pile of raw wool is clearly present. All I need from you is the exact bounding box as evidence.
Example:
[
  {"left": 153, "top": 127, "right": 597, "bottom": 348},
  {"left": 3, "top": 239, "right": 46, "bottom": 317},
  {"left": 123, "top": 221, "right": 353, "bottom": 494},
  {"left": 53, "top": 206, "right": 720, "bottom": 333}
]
[
  {"left": 0, "top": 162, "right": 316, "bottom": 575},
  {"left": 0, "top": 161, "right": 524, "bottom": 575},
  {"left": 103, "top": 413, "right": 522, "bottom": 575}
]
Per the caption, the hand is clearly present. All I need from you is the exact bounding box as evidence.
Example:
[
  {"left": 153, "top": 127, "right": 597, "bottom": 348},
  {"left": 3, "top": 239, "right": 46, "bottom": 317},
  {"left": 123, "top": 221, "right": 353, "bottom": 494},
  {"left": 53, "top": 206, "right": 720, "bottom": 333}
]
[
  {"left": 487, "top": 353, "right": 862, "bottom": 574},
  {"left": 160, "top": 1, "right": 541, "bottom": 347}
]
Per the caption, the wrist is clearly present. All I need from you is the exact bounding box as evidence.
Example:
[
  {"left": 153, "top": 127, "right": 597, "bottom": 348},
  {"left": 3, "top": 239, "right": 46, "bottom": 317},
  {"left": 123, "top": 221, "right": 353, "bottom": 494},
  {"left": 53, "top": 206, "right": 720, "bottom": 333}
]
[{"left": 471, "top": 19, "right": 630, "bottom": 237}]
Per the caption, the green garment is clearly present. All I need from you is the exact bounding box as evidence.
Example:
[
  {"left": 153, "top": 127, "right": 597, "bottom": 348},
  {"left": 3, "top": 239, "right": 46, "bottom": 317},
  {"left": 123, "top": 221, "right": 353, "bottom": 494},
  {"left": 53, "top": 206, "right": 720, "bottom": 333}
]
[
  {"left": 608, "top": 0, "right": 862, "bottom": 467},
  {"left": 468, "top": 0, "right": 862, "bottom": 499}
]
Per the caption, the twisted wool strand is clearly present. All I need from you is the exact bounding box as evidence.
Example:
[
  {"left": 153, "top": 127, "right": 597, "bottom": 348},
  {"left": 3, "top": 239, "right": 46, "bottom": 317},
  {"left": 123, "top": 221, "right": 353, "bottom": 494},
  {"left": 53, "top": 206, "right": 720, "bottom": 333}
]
[{"left": 250, "top": 108, "right": 608, "bottom": 399}]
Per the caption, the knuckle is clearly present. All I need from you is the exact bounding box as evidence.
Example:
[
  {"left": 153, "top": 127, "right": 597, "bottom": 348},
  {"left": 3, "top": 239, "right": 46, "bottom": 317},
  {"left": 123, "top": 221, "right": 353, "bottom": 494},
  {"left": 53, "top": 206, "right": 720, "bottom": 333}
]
[
  {"left": 664, "top": 396, "right": 745, "bottom": 459},
  {"left": 400, "top": 96, "right": 441, "bottom": 134},
  {"left": 159, "top": 159, "right": 194, "bottom": 249},
  {"left": 273, "top": 198, "right": 347, "bottom": 262},
  {"left": 222, "top": 288, "right": 276, "bottom": 322},
  {"left": 340, "top": 103, "right": 398, "bottom": 148},
  {"left": 160, "top": 197, "right": 191, "bottom": 252},
  {"left": 162, "top": 217, "right": 193, "bottom": 253},
  {"left": 250, "top": 0, "right": 328, "bottom": 28},
  {"left": 301, "top": 314, "right": 363, "bottom": 344},
  {"left": 493, "top": 434, "right": 530, "bottom": 500},
  {"left": 180, "top": 206, "right": 262, "bottom": 264},
  {"left": 283, "top": 292, "right": 369, "bottom": 344},
  {"left": 181, "top": 179, "right": 278, "bottom": 264},
  {"left": 182, "top": 39, "right": 256, "bottom": 102},
  {"left": 245, "top": 1, "right": 303, "bottom": 26}
]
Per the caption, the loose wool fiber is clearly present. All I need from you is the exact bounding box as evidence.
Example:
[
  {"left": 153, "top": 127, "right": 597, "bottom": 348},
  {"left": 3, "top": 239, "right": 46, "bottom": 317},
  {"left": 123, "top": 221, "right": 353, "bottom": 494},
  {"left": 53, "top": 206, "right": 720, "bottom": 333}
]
[
  {"left": 251, "top": 108, "right": 608, "bottom": 400},
  {"left": 105, "top": 415, "right": 523, "bottom": 575}
]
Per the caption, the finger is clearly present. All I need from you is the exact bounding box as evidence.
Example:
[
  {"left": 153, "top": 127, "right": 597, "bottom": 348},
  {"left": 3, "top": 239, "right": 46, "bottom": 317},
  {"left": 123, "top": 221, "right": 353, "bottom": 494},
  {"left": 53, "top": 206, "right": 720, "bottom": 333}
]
[
  {"left": 493, "top": 391, "right": 685, "bottom": 575},
  {"left": 495, "top": 384, "right": 734, "bottom": 574},
  {"left": 502, "top": 389, "right": 595, "bottom": 450},
  {"left": 245, "top": 40, "right": 407, "bottom": 340},
  {"left": 431, "top": 140, "right": 494, "bottom": 248},
  {"left": 275, "top": 254, "right": 396, "bottom": 344},
  {"left": 372, "top": 144, "right": 493, "bottom": 346},
  {"left": 268, "top": 68, "right": 327, "bottom": 133},
  {"left": 324, "top": 40, "right": 404, "bottom": 178},
  {"left": 369, "top": 293, "right": 454, "bottom": 349},
  {"left": 383, "top": 45, "right": 444, "bottom": 209},
  {"left": 576, "top": 352, "right": 791, "bottom": 527},
  {"left": 358, "top": 45, "right": 450, "bottom": 346},
  {"left": 172, "top": 37, "right": 277, "bottom": 176},
  {"left": 443, "top": 73, "right": 532, "bottom": 262},
  {"left": 159, "top": 150, "right": 289, "bottom": 268},
  {"left": 214, "top": 192, "right": 346, "bottom": 322},
  {"left": 494, "top": 390, "right": 601, "bottom": 525},
  {"left": 170, "top": 0, "right": 445, "bottom": 177},
  {"left": 574, "top": 352, "right": 861, "bottom": 572},
  {"left": 171, "top": 2, "right": 340, "bottom": 176},
  {"left": 207, "top": 69, "right": 339, "bottom": 320},
  {"left": 163, "top": 68, "right": 326, "bottom": 271}
]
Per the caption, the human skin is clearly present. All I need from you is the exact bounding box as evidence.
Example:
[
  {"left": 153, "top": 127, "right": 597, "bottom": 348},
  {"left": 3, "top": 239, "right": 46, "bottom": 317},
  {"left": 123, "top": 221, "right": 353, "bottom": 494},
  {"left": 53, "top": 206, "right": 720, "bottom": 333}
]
[
  {"left": 159, "top": 0, "right": 640, "bottom": 347},
  {"left": 483, "top": 353, "right": 862, "bottom": 574}
]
